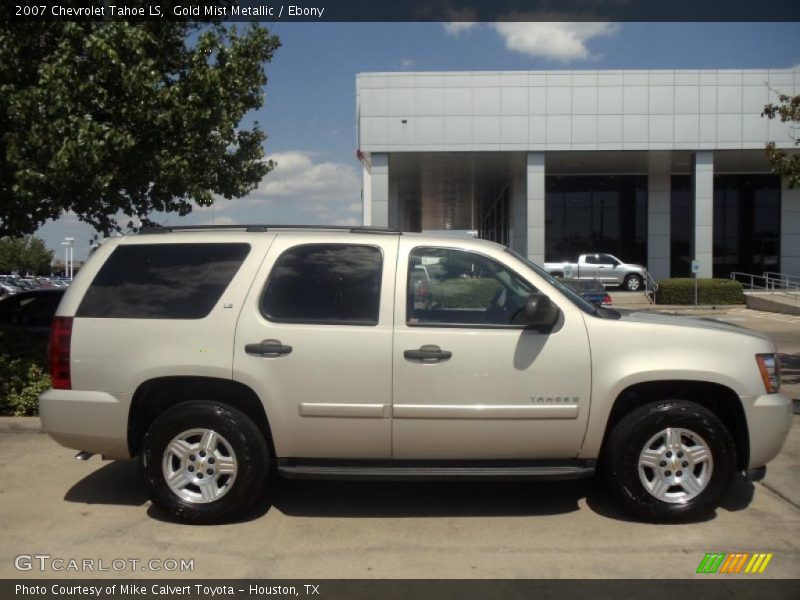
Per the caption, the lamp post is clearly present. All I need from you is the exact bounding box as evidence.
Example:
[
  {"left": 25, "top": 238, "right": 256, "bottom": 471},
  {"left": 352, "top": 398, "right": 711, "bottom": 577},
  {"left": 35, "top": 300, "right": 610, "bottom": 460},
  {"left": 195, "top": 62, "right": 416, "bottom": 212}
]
[{"left": 63, "top": 237, "right": 74, "bottom": 280}]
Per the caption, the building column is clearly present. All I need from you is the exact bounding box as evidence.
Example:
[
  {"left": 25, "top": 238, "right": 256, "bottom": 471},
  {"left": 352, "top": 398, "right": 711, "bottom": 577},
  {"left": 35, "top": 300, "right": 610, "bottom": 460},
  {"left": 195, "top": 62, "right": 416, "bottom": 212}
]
[
  {"left": 781, "top": 178, "right": 800, "bottom": 276},
  {"left": 510, "top": 156, "right": 527, "bottom": 255},
  {"left": 363, "top": 153, "right": 389, "bottom": 228},
  {"left": 526, "top": 152, "right": 546, "bottom": 265},
  {"left": 361, "top": 162, "right": 372, "bottom": 226},
  {"left": 647, "top": 152, "right": 671, "bottom": 281},
  {"left": 692, "top": 151, "right": 714, "bottom": 278}
]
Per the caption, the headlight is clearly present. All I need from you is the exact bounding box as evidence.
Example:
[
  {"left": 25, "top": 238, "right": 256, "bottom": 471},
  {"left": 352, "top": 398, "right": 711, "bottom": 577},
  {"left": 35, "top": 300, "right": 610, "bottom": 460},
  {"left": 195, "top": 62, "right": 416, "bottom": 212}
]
[{"left": 756, "top": 354, "right": 781, "bottom": 393}]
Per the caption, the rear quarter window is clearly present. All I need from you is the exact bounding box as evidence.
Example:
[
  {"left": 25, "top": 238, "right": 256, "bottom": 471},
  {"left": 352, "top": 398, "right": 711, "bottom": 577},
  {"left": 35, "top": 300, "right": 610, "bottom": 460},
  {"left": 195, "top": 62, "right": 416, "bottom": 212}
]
[{"left": 76, "top": 243, "right": 250, "bottom": 319}]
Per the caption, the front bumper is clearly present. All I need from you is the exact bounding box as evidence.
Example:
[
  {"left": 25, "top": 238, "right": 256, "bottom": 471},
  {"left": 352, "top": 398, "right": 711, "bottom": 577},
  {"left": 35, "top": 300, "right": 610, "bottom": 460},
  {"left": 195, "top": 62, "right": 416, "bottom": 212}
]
[
  {"left": 745, "top": 392, "right": 793, "bottom": 469},
  {"left": 39, "top": 389, "right": 131, "bottom": 459}
]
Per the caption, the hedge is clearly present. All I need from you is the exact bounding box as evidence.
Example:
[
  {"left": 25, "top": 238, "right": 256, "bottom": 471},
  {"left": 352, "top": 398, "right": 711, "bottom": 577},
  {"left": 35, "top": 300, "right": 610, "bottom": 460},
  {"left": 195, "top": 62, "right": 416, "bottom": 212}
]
[
  {"left": 429, "top": 278, "right": 500, "bottom": 309},
  {"left": 0, "top": 327, "right": 50, "bottom": 416},
  {"left": 655, "top": 278, "right": 745, "bottom": 305}
]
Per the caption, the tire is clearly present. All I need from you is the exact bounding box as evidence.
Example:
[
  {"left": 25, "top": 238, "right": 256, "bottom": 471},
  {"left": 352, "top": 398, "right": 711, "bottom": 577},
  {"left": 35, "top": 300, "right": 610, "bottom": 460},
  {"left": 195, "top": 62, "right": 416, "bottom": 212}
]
[
  {"left": 602, "top": 400, "right": 736, "bottom": 522},
  {"left": 624, "top": 274, "right": 643, "bottom": 291},
  {"left": 140, "top": 400, "right": 270, "bottom": 524}
]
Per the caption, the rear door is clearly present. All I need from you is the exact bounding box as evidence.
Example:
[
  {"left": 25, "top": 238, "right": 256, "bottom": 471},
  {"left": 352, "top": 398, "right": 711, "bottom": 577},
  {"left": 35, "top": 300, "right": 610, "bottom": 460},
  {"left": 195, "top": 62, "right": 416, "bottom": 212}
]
[
  {"left": 233, "top": 234, "right": 399, "bottom": 459},
  {"left": 578, "top": 254, "right": 600, "bottom": 279}
]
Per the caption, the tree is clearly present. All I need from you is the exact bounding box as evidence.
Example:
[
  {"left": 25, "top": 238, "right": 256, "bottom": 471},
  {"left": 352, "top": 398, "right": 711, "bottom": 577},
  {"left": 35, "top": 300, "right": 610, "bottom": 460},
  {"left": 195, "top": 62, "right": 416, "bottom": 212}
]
[
  {"left": 762, "top": 92, "right": 800, "bottom": 188},
  {"left": 0, "top": 10, "right": 281, "bottom": 237},
  {"left": 0, "top": 236, "right": 54, "bottom": 275}
]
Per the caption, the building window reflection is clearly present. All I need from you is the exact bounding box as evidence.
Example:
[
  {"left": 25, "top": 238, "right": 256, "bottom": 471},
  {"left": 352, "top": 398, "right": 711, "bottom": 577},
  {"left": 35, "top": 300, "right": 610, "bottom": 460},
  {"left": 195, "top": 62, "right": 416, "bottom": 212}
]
[
  {"left": 713, "top": 175, "right": 780, "bottom": 278},
  {"left": 545, "top": 175, "right": 647, "bottom": 265}
]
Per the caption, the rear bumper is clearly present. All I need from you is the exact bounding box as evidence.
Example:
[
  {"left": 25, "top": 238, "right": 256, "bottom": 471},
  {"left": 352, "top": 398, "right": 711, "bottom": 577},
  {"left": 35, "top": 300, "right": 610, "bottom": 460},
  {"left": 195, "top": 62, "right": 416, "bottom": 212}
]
[
  {"left": 745, "top": 392, "right": 793, "bottom": 469},
  {"left": 38, "top": 389, "right": 131, "bottom": 459}
]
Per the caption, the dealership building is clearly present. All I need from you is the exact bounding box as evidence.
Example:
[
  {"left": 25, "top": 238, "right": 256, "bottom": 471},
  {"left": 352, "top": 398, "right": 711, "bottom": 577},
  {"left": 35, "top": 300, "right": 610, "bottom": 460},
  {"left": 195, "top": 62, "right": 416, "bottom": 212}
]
[{"left": 356, "top": 69, "right": 799, "bottom": 279}]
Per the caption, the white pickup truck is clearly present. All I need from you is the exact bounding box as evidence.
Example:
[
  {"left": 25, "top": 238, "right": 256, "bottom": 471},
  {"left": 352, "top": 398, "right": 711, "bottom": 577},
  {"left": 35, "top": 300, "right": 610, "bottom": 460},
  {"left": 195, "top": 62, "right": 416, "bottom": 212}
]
[{"left": 544, "top": 253, "right": 649, "bottom": 291}]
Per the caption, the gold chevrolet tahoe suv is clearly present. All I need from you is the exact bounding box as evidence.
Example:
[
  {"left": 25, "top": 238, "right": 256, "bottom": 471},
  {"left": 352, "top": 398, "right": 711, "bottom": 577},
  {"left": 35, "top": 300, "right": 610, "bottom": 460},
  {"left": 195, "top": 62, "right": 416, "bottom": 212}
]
[{"left": 39, "top": 226, "right": 792, "bottom": 523}]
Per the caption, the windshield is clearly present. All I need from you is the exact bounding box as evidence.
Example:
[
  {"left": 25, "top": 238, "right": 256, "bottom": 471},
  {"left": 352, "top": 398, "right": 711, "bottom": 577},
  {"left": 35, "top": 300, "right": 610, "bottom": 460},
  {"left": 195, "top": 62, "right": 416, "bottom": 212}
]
[{"left": 504, "top": 248, "right": 598, "bottom": 316}]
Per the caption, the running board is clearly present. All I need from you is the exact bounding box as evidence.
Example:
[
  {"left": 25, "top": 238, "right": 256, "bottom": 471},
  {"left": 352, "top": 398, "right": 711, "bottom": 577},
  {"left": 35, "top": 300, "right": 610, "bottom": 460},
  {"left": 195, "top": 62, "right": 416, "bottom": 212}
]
[{"left": 277, "top": 459, "right": 595, "bottom": 482}]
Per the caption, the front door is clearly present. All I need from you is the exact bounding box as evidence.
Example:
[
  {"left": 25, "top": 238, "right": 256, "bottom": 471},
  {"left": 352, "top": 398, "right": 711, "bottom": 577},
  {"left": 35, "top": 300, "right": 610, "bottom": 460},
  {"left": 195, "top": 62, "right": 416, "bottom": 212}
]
[
  {"left": 391, "top": 241, "right": 592, "bottom": 460},
  {"left": 592, "top": 254, "right": 619, "bottom": 284}
]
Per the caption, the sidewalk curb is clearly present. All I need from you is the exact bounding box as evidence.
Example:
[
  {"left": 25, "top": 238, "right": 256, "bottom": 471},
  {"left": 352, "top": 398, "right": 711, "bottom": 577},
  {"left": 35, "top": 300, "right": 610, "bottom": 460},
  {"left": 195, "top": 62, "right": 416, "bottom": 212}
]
[{"left": 0, "top": 417, "right": 42, "bottom": 433}]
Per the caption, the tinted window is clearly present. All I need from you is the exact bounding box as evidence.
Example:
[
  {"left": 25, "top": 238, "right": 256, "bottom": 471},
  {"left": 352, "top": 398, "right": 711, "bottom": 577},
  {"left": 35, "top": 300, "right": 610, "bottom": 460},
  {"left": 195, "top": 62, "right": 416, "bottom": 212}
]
[
  {"left": 545, "top": 175, "right": 647, "bottom": 265},
  {"left": 597, "top": 254, "right": 618, "bottom": 265},
  {"left": 408, "top": 247, "right": 536, "bottom": 327},
  {"left": 583, "top": 255, "right": 600, "bottom": 264},
  {"left": 77, "top": 244, "right": 250, "bottom": 319},
  {"left": 262, "top": 244, "right": 382, "bottom": 325}
]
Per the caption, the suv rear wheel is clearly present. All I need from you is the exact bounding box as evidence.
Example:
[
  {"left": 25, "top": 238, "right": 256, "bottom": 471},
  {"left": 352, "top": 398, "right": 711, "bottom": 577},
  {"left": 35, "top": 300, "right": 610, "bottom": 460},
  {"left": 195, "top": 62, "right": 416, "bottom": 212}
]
[
  {"left": 602, "top": 400, "right": 736, "bottom": 522},
  {"left": 140, "top": 400, "right": 270, "bottom": 523}
]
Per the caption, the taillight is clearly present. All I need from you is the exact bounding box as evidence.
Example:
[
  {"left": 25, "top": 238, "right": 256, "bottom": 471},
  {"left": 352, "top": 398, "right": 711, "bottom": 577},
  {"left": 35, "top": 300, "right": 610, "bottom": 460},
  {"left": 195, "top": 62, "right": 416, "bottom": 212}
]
[
  {"left": 48, "top": 316, "right": 73, "bottom": 389},
  {"left": 602, "top": 294, "right": 612, "bottom": 305}
]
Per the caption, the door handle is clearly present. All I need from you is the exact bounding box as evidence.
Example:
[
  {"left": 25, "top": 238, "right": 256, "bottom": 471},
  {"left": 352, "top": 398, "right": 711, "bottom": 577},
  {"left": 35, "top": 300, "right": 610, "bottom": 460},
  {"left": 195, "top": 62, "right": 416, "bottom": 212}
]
[
  {"left": 404, "top": 344, "right": 452, "bottom": 363},
  {"left": 245, "top": 339, "right": 293, "bottom": 357}
]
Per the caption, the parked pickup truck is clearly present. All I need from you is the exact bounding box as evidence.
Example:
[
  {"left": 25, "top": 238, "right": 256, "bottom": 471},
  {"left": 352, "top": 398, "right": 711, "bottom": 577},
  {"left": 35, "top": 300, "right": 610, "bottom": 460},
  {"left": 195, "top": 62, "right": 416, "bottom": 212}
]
[{"left": 544, "top": 253, "right": 649, "bottom": 291}]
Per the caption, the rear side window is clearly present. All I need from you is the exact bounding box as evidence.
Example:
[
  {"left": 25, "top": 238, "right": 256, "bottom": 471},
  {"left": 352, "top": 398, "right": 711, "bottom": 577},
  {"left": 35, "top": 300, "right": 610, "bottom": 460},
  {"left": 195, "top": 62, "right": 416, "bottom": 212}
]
[
  {"left": 261, "top": 244, "right": 382, "bottom": 325},
  {"left": 77, "top": 243, "right": 250, "bottom": 319}
]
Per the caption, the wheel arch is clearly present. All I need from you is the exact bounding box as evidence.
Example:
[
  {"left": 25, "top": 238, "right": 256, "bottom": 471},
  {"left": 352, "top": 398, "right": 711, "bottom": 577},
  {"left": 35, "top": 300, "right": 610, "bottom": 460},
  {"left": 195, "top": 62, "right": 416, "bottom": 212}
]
[
  {"left": 599, "top": 380, "right": 749, "bottom": 470},
  {"left": 128, "top": 376, "right": 274, "bottom": 458}
]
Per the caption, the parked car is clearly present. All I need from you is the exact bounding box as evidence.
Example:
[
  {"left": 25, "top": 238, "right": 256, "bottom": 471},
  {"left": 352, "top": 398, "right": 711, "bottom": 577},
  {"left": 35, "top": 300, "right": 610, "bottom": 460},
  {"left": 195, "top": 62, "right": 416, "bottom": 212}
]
[
  {"left": 560, "top": 278, "right": 612, "bottom": 306},
  {"left": 0, "top": 288, "right": 65, "bottom": 332},
  {"left": 0, "top": 282, "right": 22, "bottom": 297},
  {"left": 39, "top": 226, "right": 790, "bottom": 524},
  {"left": 544, "top": 253, "right": 648, "bottom": 291}
]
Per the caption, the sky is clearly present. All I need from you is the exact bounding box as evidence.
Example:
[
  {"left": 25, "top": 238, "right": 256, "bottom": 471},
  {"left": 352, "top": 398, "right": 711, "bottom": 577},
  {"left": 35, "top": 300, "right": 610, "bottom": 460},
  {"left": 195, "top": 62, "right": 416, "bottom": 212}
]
[{"left": 36, "top": 21, "right": 800, "bottom": 261}]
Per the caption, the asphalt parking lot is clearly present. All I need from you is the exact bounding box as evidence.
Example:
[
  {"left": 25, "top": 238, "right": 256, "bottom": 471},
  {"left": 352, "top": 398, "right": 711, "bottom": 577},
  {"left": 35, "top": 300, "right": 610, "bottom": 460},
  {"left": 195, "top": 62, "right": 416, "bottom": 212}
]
[{"left": 1, "top": 306, "right": 798, "bottom": 580}]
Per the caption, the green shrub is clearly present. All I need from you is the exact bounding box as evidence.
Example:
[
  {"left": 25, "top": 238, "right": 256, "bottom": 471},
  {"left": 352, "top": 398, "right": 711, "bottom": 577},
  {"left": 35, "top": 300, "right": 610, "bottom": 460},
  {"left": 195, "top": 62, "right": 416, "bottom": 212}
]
[
  {"left": 655, "top": 278, "right": 744, "bottom": 305},
  {"left": 6, "top": 363, "right": 50, "bottom": 416},
  {"left": 0, "top": 327, "right": 50, "bottom": 416},
  {"left": 429, "top": 278, "right": 500, "bottom": 309}
]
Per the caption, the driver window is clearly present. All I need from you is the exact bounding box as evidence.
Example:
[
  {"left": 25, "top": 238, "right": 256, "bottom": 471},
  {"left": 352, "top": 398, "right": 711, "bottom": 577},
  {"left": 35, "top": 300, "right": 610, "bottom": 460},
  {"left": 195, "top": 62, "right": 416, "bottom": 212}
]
[{"left": 407, "top": 247, "right": 537, "bottom": 327}]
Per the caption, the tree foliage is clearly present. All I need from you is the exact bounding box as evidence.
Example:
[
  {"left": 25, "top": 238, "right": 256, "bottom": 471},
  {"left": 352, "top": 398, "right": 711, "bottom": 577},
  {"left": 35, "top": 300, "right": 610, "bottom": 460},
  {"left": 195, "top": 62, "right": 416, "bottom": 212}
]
[
  {"left": 0, "top": 11, "right": 280, "bottom": 237},
  {"left": 0, "top": 236, "right": 54, "bottom": 275},
  {"left": 762, "top": 92, "right": 800, "bottom": 188}
]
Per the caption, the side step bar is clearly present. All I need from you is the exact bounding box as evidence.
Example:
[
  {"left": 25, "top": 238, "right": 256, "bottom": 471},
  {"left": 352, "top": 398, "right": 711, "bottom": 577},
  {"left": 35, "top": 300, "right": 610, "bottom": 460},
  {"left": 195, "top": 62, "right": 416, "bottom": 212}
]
[{"left": 277, "top": 459, "right": 595, "bottom": 482}]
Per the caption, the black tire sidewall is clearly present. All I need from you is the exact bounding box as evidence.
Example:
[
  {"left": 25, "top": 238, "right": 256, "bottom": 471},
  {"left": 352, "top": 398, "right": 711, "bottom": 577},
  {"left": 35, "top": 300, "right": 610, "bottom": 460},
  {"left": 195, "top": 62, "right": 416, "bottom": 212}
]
[
  {"left": 604, "top": 400, "right": 736, "bottom": 522},
  {"left": 140, "top": 400, "right": 269, "bottom": 524},
  {"left": 625, "top": 274, "right": 642, "bottom": 291}
]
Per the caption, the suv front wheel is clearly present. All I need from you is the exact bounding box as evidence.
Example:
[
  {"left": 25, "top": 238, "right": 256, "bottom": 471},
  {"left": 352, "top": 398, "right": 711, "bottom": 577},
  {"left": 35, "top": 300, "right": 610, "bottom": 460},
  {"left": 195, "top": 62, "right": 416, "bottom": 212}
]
[
  {"left": 602, "top": 400, "right": 736, "bottom": 522},
  {"left": 140, "top": 401, "right": 270, "bottom": 523}
]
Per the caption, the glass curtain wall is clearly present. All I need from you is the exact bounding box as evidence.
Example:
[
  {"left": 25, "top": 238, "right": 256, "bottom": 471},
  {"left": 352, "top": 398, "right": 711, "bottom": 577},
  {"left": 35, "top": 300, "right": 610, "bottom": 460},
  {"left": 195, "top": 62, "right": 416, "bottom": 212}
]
[
  {"left": 545, "top": 175, "right": 647, "bottom": 264},
  {"left": 670, "top": 175, "right": 693, "bottom": 277},
  {"left": 713, "top": 175, "right": 780, "bottom": 278}
]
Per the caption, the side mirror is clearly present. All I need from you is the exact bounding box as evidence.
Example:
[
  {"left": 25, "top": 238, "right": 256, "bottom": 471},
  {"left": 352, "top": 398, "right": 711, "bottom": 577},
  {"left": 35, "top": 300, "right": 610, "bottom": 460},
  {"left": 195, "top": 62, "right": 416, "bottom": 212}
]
[{"left": 524, "top": 293, "right": 560, "bottom": 330}]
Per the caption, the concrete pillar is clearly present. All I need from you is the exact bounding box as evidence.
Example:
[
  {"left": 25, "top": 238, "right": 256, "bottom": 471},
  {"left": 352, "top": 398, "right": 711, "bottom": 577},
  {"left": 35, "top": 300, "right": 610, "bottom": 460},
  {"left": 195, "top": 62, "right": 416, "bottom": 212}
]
[
  {"left": 647, "top": 152, "right": 671, "bottom": 280},
  {"left": 365, "top": 153, "right": 389, "bottom": 228},
  {"left": 692, "top": 151, "right": 714, "bottom": 278},
  {"left": 362, "top": 162, "right": 372, "bottom": 226},
  {"left": 526, "top": 152, "right": 546, "bottom": 265},
  {"left": 510, "top": 156, "right": 527, "bottom": 255},
  {"left": 781, "top": 178, "right": 800, "bottom": 276}
]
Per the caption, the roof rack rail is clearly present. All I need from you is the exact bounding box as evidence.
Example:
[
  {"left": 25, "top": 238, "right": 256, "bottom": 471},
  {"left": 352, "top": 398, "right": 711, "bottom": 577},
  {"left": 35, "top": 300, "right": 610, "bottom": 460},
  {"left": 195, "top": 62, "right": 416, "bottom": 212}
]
[{"left": 138, "top": 224, "right": 402, "bottom": 235}]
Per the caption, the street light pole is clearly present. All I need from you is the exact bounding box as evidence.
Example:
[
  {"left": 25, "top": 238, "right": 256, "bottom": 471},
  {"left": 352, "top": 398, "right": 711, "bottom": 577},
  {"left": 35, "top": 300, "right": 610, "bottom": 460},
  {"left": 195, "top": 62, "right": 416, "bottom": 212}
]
[{"left": 63, "top": 237, "right": 75, "bottom": 280}]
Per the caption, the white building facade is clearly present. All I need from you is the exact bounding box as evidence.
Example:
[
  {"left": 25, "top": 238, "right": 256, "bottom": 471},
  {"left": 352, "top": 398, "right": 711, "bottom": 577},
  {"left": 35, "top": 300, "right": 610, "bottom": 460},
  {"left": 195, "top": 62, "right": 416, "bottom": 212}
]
[{"left": 357, "top": 69, "right": 800, "bottom": 279}]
